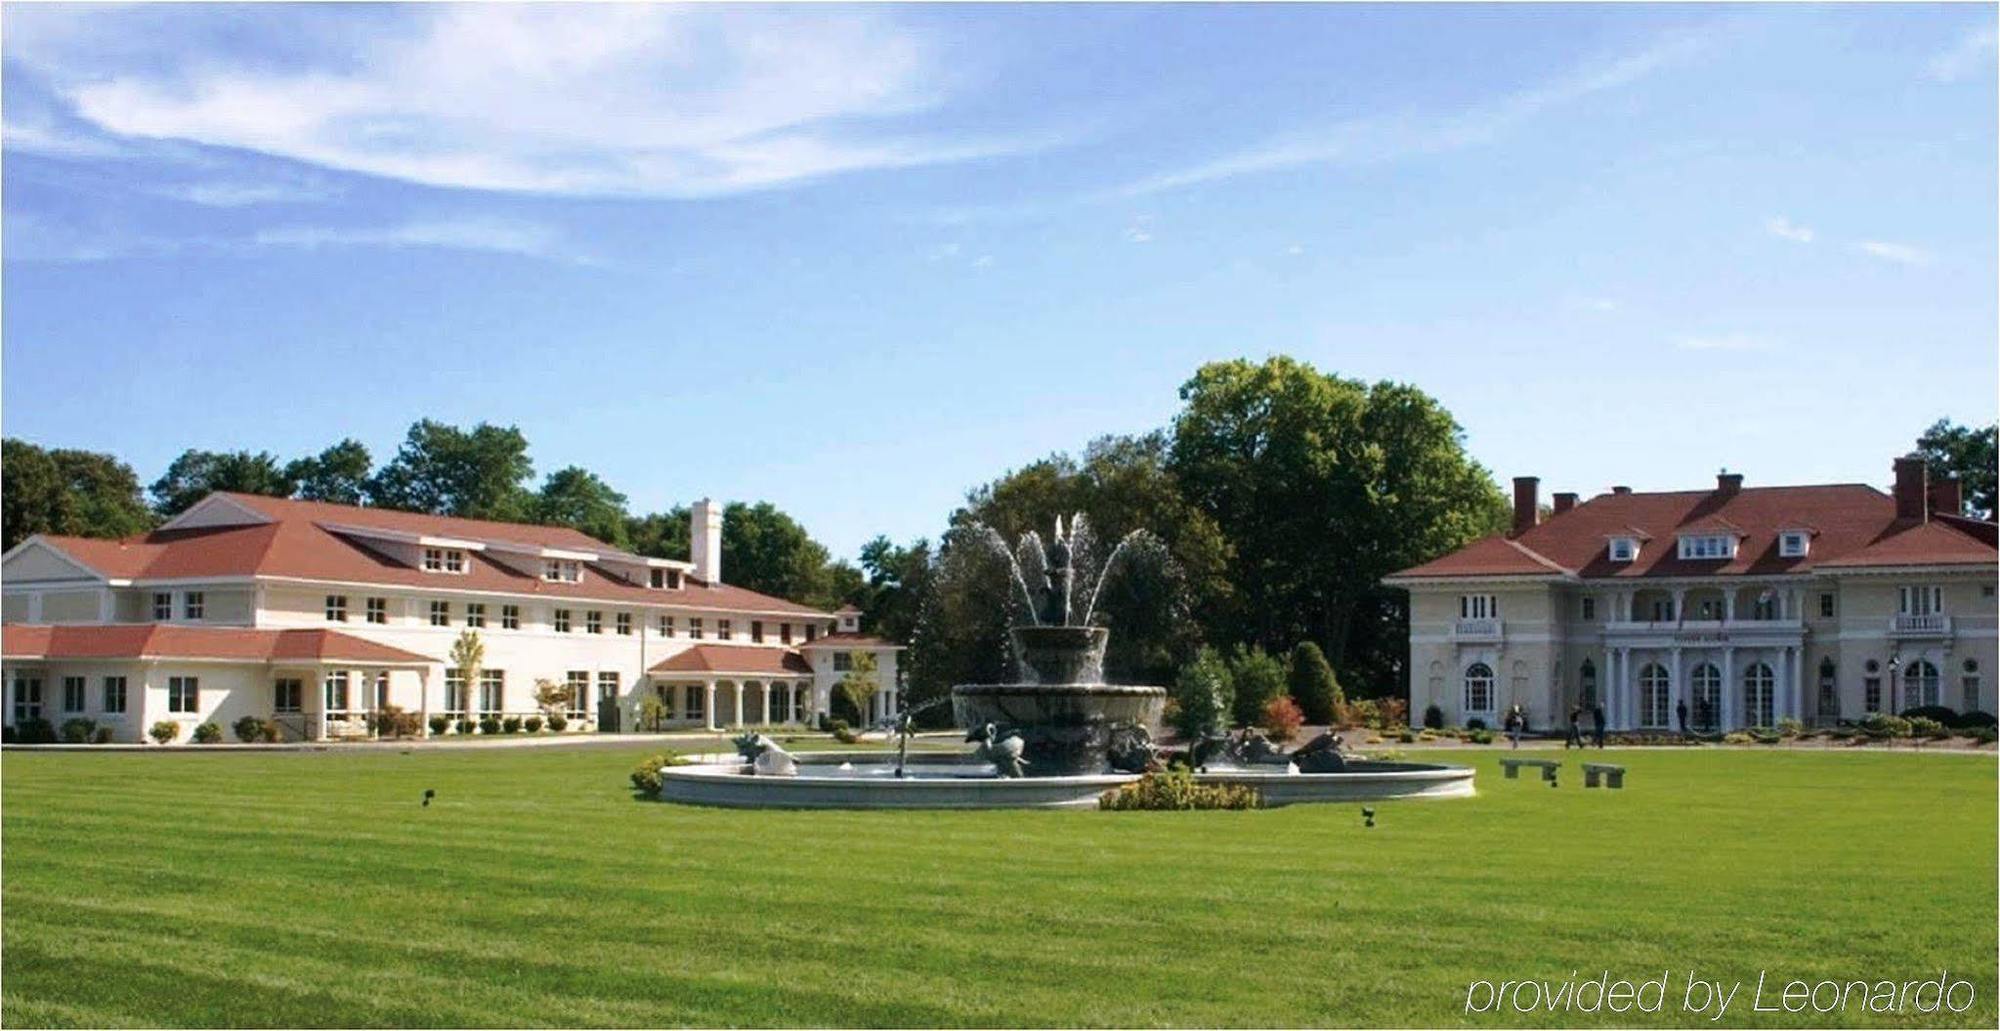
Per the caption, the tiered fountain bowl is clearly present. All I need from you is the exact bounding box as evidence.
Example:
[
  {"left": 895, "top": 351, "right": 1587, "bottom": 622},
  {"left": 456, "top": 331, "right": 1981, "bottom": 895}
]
[{"left": 951, "top": 626, "right": 1165, "bottom": 776}]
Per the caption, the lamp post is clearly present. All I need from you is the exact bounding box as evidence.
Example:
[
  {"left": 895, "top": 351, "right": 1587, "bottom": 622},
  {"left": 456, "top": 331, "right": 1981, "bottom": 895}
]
[{"left": 1887, "top": 655, "right": 1901, "bottom": 714}]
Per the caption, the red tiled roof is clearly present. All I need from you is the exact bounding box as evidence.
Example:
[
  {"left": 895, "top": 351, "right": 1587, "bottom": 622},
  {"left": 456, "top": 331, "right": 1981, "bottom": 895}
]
[
  {"left": 798, "top": 632, "right": 903, "bottom": 650},
  {"left": 648, "top": 644, "right": 812, "bottom": 677},
  {"left": 1388, "top": 483, "right": 1997, "bottom": 581},
  {"left": 30, "top": 492, "right": 831, "bottom": 617},
  {"left": 1, "top": 624, "right": 435, "bottom": 664}
]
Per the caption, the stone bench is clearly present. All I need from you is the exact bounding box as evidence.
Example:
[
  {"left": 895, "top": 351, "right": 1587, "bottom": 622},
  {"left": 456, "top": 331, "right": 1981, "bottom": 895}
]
[
  {"left": 1582, "top": 763, "right": 1626, "bottom": 789},
  {"left": 1499, "top": 757, "right": 1561, "bottom": 782}
]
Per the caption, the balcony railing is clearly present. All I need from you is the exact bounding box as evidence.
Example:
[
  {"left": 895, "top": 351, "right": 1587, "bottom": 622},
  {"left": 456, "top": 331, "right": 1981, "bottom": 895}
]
[
  {"left": 1453, "top": 618, "right": 1503, "bottom": 642},
  {"left": 1602, "top": 618, "right": 1803, "bottom": 643},
  {"left": 1890, "top": 614, "right": 1951, "bottom": 637}
]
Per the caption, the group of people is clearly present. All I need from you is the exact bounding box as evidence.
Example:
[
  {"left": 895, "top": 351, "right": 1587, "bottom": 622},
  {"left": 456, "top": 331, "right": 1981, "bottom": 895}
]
[{"left": 1501, "top": 703, "right": 1609, "bottom": 749}]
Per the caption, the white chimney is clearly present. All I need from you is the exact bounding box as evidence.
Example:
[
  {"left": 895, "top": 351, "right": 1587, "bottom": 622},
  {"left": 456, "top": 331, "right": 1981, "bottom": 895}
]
[{"left": 691, "top": 498, "right": 722, "bottom": 587}]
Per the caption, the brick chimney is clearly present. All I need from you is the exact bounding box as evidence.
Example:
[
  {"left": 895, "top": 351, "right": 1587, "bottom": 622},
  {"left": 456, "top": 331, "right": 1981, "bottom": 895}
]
[
  {"left": 1611, "top": 485, "right": 1632, "bottom": 495},
  {"left": 1511, "top": 476, "right": 1539, "bottom": 537},
  {"left": 1552, "top": 492, "right": 1578, "bottom": 516},
  {"left": 1892, "top": 455, "right": 1929, "bottom": 522},
  {"left": 1717, "top": 470, "right": 1743, "bottom": 494},
  {"left": 1928, "top": 475, "right": 1963, "bottom": 518}
]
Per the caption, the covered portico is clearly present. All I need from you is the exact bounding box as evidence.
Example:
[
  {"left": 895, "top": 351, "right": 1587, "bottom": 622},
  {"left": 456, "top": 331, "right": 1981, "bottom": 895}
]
[{"left": 647, "top": 644, "right": 817, "bottom": 730}]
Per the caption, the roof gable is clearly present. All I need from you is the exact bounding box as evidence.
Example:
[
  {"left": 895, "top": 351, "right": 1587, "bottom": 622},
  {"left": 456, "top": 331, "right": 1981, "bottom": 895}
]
[{"left": 2, "top": 538, "right": 110, "bottom": 584}]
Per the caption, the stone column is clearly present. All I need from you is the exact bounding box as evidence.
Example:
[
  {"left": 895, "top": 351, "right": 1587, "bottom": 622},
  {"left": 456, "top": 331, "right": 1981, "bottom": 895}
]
[
  {"left": 1670, "top": 646, "right": 1684, "bottom": 729},
  {"left": 1720, "top": 648, "right": 1736, "bottom": 729},
  {"left": 704, "top": 680, "right": 717, "bottom": 731},
  {"left": 732, "top": 681, "right": 744, "bottom": 728},
  {"left": 759, "top": 681, "right": 772, "bottom": 725}
]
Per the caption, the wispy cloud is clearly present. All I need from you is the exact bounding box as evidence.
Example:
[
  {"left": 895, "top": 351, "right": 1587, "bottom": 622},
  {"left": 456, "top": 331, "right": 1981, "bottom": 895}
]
[
  {"left": 1125, "top": 214, "right": 1156, "bottom": 243},
  {"left": 1764, "top": 216, "right": 1815, "bottom": 243},
  {"left": 1927, "top": 24, "right": 1997, "bottom": 82},
  {"left": 8, "top": 5, "right": 1049, "bottom": 198},
  {"left": 1115, "top": 28, "right": 1711, "bottom": 196},
  {"left": 1675, "top": 333, "right": 1770, "bottom": 352},
  {"left": 1854, "top": 240, "right": 1932, "bottom": 266},
  {"left": 253, "top": 217, "right": 581, "bottom": 261},
  {"left": 155, "top": 178, "right": 342, "bottom": 207},
  {"left": 1569, "top": 296, "right": 1620, "bottom": 312}
]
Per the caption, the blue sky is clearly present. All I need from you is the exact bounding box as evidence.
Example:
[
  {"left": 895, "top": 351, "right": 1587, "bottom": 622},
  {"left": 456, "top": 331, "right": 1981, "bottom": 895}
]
[{"left": 4, "top": 3, "right": 1995, "bottom": 559}]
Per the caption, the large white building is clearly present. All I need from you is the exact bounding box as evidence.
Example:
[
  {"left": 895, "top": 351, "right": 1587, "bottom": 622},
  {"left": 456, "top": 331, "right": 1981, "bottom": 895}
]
[
  {"left": 1, "top": 492, "right": 901, "bottom": 742},
  {"left": 1384, "top": 457, "right": 1998, "bottom": 731}
]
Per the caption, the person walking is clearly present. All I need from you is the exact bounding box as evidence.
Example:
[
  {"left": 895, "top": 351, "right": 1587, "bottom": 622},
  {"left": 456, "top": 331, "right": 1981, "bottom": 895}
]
[
  {"left": 1591, "top": 703, "right": 1607, "bottom": 748},
  {"left": 1504, "top": 705, "right": 1523, "bottom": 749},
  {"left": 1565, "top": 705, "right": 1584, "bottom": 749},
  {"left": 1676, "top": 698, "right": 1691, "bottom": 737}
]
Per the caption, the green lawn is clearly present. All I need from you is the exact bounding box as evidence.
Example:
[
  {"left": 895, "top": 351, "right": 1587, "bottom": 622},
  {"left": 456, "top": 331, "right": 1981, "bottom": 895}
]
[{"left": 3, "top": 745, "right": 1993, "bottom": 1028}]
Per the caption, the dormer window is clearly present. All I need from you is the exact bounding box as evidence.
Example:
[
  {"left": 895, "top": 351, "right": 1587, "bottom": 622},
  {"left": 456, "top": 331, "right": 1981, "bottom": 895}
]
[
  {"left": 423, "top": 547, "right": 467, "bottom": 574},
  {"left": 542, "top": 559, "right": 582, "bottom": 583},
  {"left": 1609, "top": 537, "right": 1639, "bottom": 563},
  {"left": 648, "top": 568, "right": 682, "bottom": 590},
  {"left": 1677, "top": 535, "right": 1736, "bottom": 560},
  {"left": 1778, "top": 531, "right": 1810, "bottom": 558}
]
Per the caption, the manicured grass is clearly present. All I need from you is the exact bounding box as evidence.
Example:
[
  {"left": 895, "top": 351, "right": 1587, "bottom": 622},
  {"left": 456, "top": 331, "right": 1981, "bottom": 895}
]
[{"left": 3, "top": 746, "right": 1993, "bottom": 1027}]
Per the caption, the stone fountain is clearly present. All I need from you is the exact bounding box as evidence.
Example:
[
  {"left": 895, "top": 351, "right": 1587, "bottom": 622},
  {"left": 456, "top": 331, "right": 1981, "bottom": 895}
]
[{"left": 951, "top": 515, "right": 1167, "bottom": 776}]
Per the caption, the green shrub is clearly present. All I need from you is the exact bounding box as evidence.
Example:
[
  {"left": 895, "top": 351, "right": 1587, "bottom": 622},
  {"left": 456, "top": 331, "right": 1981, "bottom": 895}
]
[
  {"left": 14, "top": 717, "right": 57, "bottom": 744},
  {"left": 371, "top": 705, "right": 422, "bottom": 739},
  {"left": 455, "top": 719, "right": 475, "bottom": 735},
  {"left": 1468, "top": 729, "right": 1494, "bottom": 745},
  {"left": 60, "top": 717, "right": 98, "bottom": 744},
  {"left": 1170, "top": 646, "right": 1234, "bottom": 738},
  {"left": 1858, "top": 713, "right": 1912, "bottom": 739},
  {"left": 1465, "top": 717, "right": 1488, "bottom": 731},
  {"left": 502, "top": 716, "right": 522, "bottom": 734},
  {"left": 1908, "top": 716, "right": 1948, "bottom": 739},
  {"left": 1285, "top": 641, "right": 1341, "bottom": 724},
  {"left": 1828, "top": 726, "right": 1858, "bottom": 740},
  {"left": 1751, "top": 730, "right": 1781, "bottom": 745},
  {"left": 233, "top": 715, "right": 267, "bottom": 743},
  {"left": 1227, "top": 645, "right": 1287, "bottom": 727},
  {"left": 547, "top": 714, "right": 568, "bottom": 732},
  {"left": 1776, "top": 717, "right": 1804, "bottom": 739},
  {"left": 149, "top": 720, "right": 180, "bottom": 745},
  {"left": 630, "top": 751, "right": 690, "bottom": 794},
  {"left": 1900, "top": 705, "right": 1959, "bottom": 725},
  {"left": 1423, "top": 703, "right": 1445, "bottom": 730},
  {"left": 191, "top": 721, "right": 222, "bottom": 744},
  {"left": 1970, "top": 726, "right": 1998, "bottom": 745},
  {"left": 478, "top": 716, "right": 500, "bottom": 735},
  {"left": 831, "top": 719, "right": 859, "bottom": 745},
  {"left": 1953, "top": 710, "right": 1996, "bottom": 729},
  {"left": 1397, "top": 728, "right": 1416, "bottom": 744},
  {"left": 1260, "top": 696, "right": 1305, "bottom": 742},
  {"left": 428, "top": 714, "right": 452, "bottom": 736},
  {"left": 1098, "top": 769, "right": 1261, "bottom": 811},
  {"left": 524, "top": 716, "right": 543, "bottom": 733},
  {"left": 1723, "top": 730, "right": 1754, "bottom": 745},
  {"left": 91, "top": 725, "right": 114, "bottom": 744}
]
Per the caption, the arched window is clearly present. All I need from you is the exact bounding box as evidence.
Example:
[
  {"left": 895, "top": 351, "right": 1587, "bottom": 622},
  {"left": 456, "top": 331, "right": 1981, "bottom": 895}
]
[
  {"left": 1464, "top": 663, "right": 1494, "bottom": 715},
  {"left": 1743, "top": 662, "right": 1775, "bottom": 728},
  {"left": 1579, "top": 659, "right": 1597, "bottom": 709},
  {"left": 1903, "top": 660, "right": 1941, "bottom": 710},
  {"left": 1817, "top": 658, "right": 1838, "bottom": 722},
  {"left": 1691, "top": 663, "right": 1722, "bottom": 731},
  {"left": 1638, "top": 663, "right": 1671, "bottom": 728}
]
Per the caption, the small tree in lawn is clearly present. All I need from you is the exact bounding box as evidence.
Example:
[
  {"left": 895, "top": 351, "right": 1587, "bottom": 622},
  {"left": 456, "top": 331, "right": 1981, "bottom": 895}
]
[
  {"left": 534, "top": 678, "right": 572, "bottom": 722},
  {"left": 1228, "top": 645, "right": 1287, "bottom": 727},
  {"left": 1170, "top": 646, "right": 1234, "bottom": 739},
  {"left": 1287, "top": 641, "right": 1342, "bottom": 725},
  {"left": 449, "top": 630, "right": 484, "bottom": 720},
  {"left": 835, "top": 652, "right": 879, "bottom": 727}
]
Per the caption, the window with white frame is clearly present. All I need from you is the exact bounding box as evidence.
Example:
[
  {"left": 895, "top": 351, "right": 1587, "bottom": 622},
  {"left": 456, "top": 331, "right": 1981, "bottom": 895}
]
[
  {"left": 1963, "top": 660, "right": 1981, "bottom": 713},
  {"left": 597, "top": 672, "right": 619, "bottom": 713},
  {"left": 11, "top": 675, "right": 43, "bottom": 723},
  {"left": 1691, "top": 664, "right": 1722, "bottom": 728},
  {"left": 718, "top": 619, "right": 732, "bottom": 641},
  {"left": 152, "top": 592, "right": 173, "bottom": 620},
  {"left": 102, "top": 676, "right": 128, "bottom": 713},
  {"left": 1897, "top": 585, "right": 1943, "bottom": 616},
  {"left": 422, "top": 547, "right": 467, "bottom": 573},
  {"left": 585, "top": 611, "right": 603, "bottom": 634},
  {"left": 374, "top": 672, "right": 390, "bottom": 710},
  {"left": 444, "top": 669, "right": 466, "bottom": 714},
  {"left": 833, "top": 651, "right": 853, "bottom": 672},
  {"left": 325, "top": 594, "right": 348, "bottom": 622},
  {"left": 1778, "top": 532, "right": 1810, "bottom": 558},
  {"left": 500, "top": 604, "right": 520, "bottom": 630},
  {"left": 683, "top": 683, "right": 705, "bottom": 721},
  {"left": 1608, "top": 537, "right": 1638, "bottom": 562},
  {"left": 542, "top": 559, "right": 581, "bottom": 583},
  {"left": 553, "top": 609, "right": 572, "bottom": 633},
  {"left": 1463, "top": 663, "right": 1494, "bottom": 713},
  {"left": 1580, "top": 597, "right": 1595, "bottom": 621},
  {"left": 429, "top": 600, "right": 450, "bottom": 626},
  {"left": 804, "top": 623, "right": 817, "bottom": 642},
  {"left": 182, "top": 591, "right": 204, "bottom": 620},
  {"left": 1678, "top": 534, "right": 1735, "bottom": 560},
  {"left": 750, "top": 620, "right": 764, "bottom": 643},
  {"left": 1864, "top": 676, "right": 1881, "bottom": 713},
  {"left": 566, "top": 671, "right": 590, "bottom": 714},
  {"left": 616, "top": 612, "right": 632, "bottom": 636},
  {"left": 62, "top": 676, "right": 86, "bottom": 712},
  {"left": 1903, "top": 660, "right": 1941, "bottom": 709},
  {"left": 465, "top": 603, "right": 486, "bottom": 628},
  {"left": 366, "top": 596, "right": 388, "bottom": 624},
  {"left": 659, "top": 614, "right": 675, "bottom": 637},
  {"left": 273, "top": 677, "right": 301, "bottom": 713},
  {"left": 1819, "top": 593, "right": 1835, "bottom": 618},
  {"left": 1638, "top": 664, "right": 1671, "bottom": 728},
  {"left": 1458, "top": 595, "right": 1498, "bottom": 620},
  {"left": 1742, "top": 663, "right": 1775, "bottom": 727},
  {"left": 780, "top": 622, "right": 793, "bottom": 644},
  {"left": 168, "top": 676, "right": 200, "bottom": 714},
  {"left": 479, "top": 671, "right": 505, "bottom": 714},
  {"left": 649, "top": 568, "right": 668, "bottom": 589},
  {"left": 689, "top": 617, "right": 704, "bottom": 639},
  {"left": 323, "top": 671, "right": 349, "bottom": 714}
]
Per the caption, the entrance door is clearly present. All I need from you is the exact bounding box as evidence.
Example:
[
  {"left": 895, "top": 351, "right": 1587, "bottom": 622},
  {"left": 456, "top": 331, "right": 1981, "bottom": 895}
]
[
  {"left": 11, "top": 675, "right": 44, "bottom": 726},
  {"left": 597, "top": 680, "right": 622, "bottom": 733}
]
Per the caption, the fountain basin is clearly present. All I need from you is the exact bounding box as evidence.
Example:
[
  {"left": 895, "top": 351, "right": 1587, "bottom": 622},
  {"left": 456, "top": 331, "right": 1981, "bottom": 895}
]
[
  {"left": 952, "top": 683, "right": 1166, "bottom": 775},
  {"left": 1009, "top": 625, "right": 1110, "bottom": 684},
  {"left": 654, "top": 751, "right": 1476, "bottom": 809}
]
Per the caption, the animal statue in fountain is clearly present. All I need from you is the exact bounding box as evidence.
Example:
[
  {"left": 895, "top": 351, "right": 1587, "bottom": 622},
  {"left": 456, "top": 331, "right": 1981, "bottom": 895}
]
[
  {"left": 1106, "top": 724, "right": 1157, "bottom": 774},
  {"left": 1288, "top": 730, "right": 1348, "bottom": 773},
  {"left": 732, "top": 732, "right": 799, "bottom": 777},
  {"left": 1225, "top": 728, "right": 1292, "bottom": 767},
  {"left": 966, "top": 722, "right": 1030, "bottom": 778},
  {"left": 1187, "top": 728, "right": 1232, "bottom": 772}
]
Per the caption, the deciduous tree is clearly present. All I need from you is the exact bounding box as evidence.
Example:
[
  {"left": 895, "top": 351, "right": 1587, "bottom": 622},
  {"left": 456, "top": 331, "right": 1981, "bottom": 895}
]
[
  {"left": 149, "top": 449, "right": 296, "bottom": 516},
  {"left": 367, "top": 420, "right": 533, "bottom": 520},
  {"left": 1915, "top": 418, "right": 1997, "bottom": 519},
  {"left": 286, "top": 439, "right": 373, "bottom": 505},
  {"left": 2, "top": 440, "right": 154, "bottom": 548}
]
